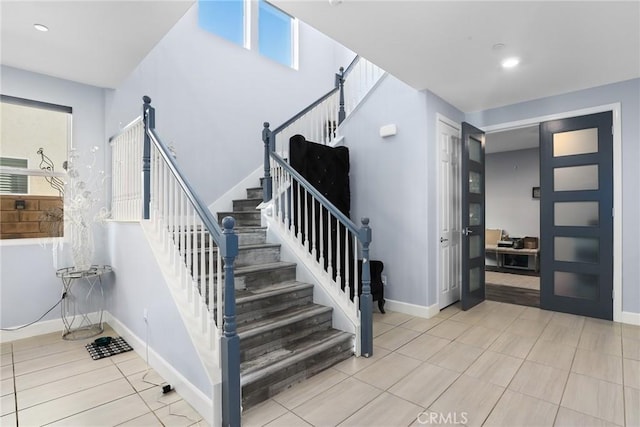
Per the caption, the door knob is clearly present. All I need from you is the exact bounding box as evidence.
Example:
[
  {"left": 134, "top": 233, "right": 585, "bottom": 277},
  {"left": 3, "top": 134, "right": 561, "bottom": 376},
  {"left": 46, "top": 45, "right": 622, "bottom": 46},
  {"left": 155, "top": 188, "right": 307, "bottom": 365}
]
[
  {"left": 440, "top": 237, "right": 449, "bottom": 243},
  {"left": 462, "top": 227, "right": 474, "bottom": 236}
]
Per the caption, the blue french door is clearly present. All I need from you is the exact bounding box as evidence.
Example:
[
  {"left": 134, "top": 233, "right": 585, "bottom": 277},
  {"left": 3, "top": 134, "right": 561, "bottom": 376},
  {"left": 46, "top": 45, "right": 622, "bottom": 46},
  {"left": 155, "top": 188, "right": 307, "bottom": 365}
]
[
  {"left": 461, "top": 122, "right": 486, "bottom": 311},
  {"left": 539, "top": 111, "right": 613, "bottom": 320}
]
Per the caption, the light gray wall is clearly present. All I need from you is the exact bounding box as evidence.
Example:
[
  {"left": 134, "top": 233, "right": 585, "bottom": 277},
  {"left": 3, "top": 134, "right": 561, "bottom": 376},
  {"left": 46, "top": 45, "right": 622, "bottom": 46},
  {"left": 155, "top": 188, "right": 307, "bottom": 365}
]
[
  {"left": 340, "top": 75, "right": 464, "bottom": 308},
  {"left": 106, "top": 223, "right": 209, "bottom": 394},
  {"left": 466, "top": 78, "right": 640, "bottom": 314},
  {"left": 104, "top": 3, "right": 352, "bottom": 205},
  {"left": 486, "top": 148, "right": 540, "bottom": 238},
  {"left": 0, "top": 66, "right": 108, "bottom": 329}
]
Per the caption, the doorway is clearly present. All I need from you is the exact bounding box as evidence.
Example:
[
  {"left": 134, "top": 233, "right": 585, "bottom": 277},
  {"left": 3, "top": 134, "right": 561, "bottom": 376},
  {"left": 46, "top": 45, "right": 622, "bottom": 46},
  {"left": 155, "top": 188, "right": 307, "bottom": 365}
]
[
  {"left": 481, "top": 104, "right": 621, "bottom": 321},
  {"left": 484, "top": 125, "right": 541, "bottom": 307}
]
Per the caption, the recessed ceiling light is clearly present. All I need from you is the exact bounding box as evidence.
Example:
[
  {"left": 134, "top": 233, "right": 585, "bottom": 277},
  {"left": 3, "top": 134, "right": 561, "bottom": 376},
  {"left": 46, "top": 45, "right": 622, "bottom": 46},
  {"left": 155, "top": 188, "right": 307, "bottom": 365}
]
[
  {"left": 34, "top": 24, "right": 49, "bottom": 32},
  {"left": 501, "top": 57, "right": 520, "bottom": 69},
  {"left": 492, "top": 43, "right": 506, "bottom": 51}
]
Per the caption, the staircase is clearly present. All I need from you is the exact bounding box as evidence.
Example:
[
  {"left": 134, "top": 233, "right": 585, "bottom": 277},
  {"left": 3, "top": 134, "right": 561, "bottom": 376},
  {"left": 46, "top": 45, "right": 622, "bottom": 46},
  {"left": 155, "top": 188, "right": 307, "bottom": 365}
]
[{"left": 215, "top": 186, "right": 354, "bottom": 409}]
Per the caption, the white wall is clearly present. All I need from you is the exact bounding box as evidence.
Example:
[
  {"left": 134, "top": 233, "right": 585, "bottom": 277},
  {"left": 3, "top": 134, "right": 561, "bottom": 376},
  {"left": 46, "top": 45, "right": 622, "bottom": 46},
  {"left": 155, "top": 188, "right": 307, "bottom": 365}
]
[
  {"left": 0, "top": 66, "right": 108, "bottom": 329},
  {"left": 466, "top": 78, "right": 640, "bottom": 314},
  {"left": 104, "top": 3, "right": 353, "bottom": 205},
  {"left": 106, "top": 223, "right": 210, "bottom": 394},
  {"left": 340, "top": 75, "right": 464, "bottom": 309},
  {"left": 485, "top": 148, "right": 540, "bottom": 238}
]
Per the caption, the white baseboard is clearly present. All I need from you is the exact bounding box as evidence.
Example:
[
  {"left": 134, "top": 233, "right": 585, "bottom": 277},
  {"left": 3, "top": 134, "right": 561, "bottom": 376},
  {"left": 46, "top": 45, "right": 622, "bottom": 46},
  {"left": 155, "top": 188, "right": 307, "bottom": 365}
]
[
  {"left": 383, "top": 299, "right": 440, "bottom": 319},
  {"left": 620, "top": 311, "right": 640, "bottom": 326},
  {"left": 104, "top": 313, "right": 218, "bottom": 427},
  {"left": 0, "top": 317, "right": 65, "bottom": 343}
]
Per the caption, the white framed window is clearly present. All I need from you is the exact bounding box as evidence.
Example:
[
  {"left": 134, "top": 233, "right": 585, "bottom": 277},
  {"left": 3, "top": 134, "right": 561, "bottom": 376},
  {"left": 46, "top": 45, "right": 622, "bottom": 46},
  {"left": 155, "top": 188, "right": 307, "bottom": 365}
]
[
  {"left": 0, "top": 157, "right": 28, "bottom": 194},
  {"left": 258, "top": 0, "right": 297, "bottom": 68},
  {"left": 197, "top": 0, "right": 298, "bottom": 69},
  {"left": 0, "top": 95, "right": 70, "bottom": 240}
]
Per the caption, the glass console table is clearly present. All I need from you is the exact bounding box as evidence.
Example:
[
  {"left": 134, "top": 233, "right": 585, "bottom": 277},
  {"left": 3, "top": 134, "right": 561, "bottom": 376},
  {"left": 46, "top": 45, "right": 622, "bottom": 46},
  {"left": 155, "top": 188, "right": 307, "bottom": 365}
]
[{"left": 56, "top": 265, "right": 112, "bottom": 340}]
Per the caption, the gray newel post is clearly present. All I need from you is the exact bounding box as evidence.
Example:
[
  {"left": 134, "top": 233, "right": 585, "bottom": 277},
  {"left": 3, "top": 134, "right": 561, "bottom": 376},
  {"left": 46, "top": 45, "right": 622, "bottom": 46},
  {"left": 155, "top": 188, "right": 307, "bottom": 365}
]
[
  {"left": 221, "top": 216, "right": 241, "bottom": 427},
  {"left": 142, "top": 96, "right": 154, "bottom": 220},
  {"left": 262, "top": 122, "right": 273, "bottom": 202},
  {"left": 337, "top": 67, "right": 346, "bottom": 125},
  {"left": 359, "top": 217, "right": 373, "bottom": 357}
]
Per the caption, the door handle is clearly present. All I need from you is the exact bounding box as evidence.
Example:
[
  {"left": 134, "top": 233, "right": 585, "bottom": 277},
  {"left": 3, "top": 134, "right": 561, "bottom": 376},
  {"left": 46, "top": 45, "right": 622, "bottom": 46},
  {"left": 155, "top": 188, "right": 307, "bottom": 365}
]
[
  {"left": 462, "top": 227, "right": 474, "bottom": 236},
  {"left": 440, "top": 237, "right": 449, "bottom": 243}
]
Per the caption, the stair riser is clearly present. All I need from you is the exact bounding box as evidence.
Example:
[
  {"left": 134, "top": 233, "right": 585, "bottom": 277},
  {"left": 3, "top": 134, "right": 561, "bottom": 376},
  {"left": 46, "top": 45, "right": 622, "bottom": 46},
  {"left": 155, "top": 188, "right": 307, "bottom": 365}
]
[
  {"left": 240, "top": 312, "right": 333, "bottom": 362},
  {"left": 236, "top": 246, "right": 280, "bottom": 267},
  {"left": 247, "top": 188, "right": 263, "bottom": 199},
  {"left": 242, "top": 341, "right": 353, "bottom": 409},
  {"left": 191, "top": 246, "right": 281, "bottom": 273},
  {"left": 233, "top": 199, "right": 261, "bottom": 212},
  {"left": 217, "top": 212, "right": 261, "bottom": 227},
  {"left": 176, "top": 229, "right": 266, "bottom": 248},
  {"left": 236, "top": 265, "right": 297, "bottom": 290},
  {"left": 198, "top": 264, "right": 297, "bottom": 292},
  {"left": 236, "top": 288, "right": 313, "bottom": 324}
]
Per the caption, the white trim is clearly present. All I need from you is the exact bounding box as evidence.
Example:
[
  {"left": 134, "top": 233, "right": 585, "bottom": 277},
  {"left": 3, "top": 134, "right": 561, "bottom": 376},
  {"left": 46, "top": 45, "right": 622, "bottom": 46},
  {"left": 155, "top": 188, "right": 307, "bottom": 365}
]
[
  {"left": 480, "top": 103, "right": 623, "bottom": 322},
  {"left": 435, "top": 114, "right": 461, "bottom": 311},
  {"left": 208, "top": 166, "right": 262, "bottom": 215},
  {"left": 0, "top": 236, "right": 64, "bottom": 247},
  {"left": 337, "top": 73, "right": 388, "bottom": 130},
  {"left": 105, "top": 312, "right": 218, "bottom": 427},
  {"left": 620, "top": 311, "right": 640, "bottom": 326},
  {"left": 383, "top": 299, "right": 440, "bottom": 319},
  {"left": 437, "top": 113, "right": 461, "bottom": 133},
  {"left": 0, "top": 316, "right": 64, "bottom": 343}
]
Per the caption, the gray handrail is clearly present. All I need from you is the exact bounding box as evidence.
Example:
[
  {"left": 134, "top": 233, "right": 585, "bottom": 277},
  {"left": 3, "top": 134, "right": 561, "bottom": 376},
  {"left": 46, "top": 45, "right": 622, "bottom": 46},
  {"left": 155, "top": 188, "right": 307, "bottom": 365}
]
[
  {"left": 272, "top": 87, "right": 338, "bottom": 135},
  {"left": 142, "top": 97, "right": 240, "bottom": 426},
  {"left": 270, "top": 150, "right": 362, "bottom": 239},
  {"left": 342, "top": 55, "right": 360, "bottom": 78},
  {"left": 142, "top": 98, "right": 233, "bottom": 253}
]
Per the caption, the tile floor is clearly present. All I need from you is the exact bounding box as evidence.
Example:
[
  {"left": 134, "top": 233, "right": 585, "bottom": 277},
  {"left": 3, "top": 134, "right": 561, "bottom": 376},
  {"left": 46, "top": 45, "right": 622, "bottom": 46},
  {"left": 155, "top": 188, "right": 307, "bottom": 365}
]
[
  {"left": 0, "top": 325, "right": 207, "bottom": 426},
  {"left": 242, "top": 301, "right": 640, "bottom": 427},
  {"left": 1, "top": 302, "right": 638, "bottom": 426}
]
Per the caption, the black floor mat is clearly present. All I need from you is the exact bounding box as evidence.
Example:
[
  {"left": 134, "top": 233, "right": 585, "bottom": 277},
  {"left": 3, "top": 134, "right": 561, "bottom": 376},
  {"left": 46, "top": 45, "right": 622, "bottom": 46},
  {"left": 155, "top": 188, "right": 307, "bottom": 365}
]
[{"left": 85, "top": 336, "right": 133, "bottom": 360}]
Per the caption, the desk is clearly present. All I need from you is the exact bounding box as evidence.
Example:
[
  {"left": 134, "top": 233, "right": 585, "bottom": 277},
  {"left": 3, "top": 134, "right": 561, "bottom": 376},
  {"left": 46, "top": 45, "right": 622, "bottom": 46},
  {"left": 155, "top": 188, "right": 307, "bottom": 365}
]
[
  {"left": 486, "top": 245, "right": 540, "bottom": 272},
  {"left": 56, "top": 265, "right": 112, "bottom": 340}
]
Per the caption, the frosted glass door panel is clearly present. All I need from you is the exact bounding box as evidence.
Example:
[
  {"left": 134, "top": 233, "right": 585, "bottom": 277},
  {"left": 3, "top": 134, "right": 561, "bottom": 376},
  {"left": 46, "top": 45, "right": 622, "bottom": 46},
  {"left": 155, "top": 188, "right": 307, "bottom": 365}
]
[
  {"left": 470, "top": 235, "right": 481, "bottom": 259},
  {"left": 554, "top": 271, "right": 598, "bottom": 300},
  {"left": 469, "top": 138, "right": 482, "bottom": 163},
  {"left": 469, "top": 171, "right": 482, "bottom": 194},
  {"left": 469, "top": 203, "right": 482, "bottom": 226},
  {"left": 554, "top": 237, "right": 599, "bottom": 264},
  {"left": 554, "top": 202, "right": 599, "bottom": 227},
  {"left": 553, "top": 128, "right": 598, "bottom": 157},
  {"left": 554, "top": 165, "right": 598, "bottom": 191},
  {"left": 470, "top": 267, "right": 481, "bottom": 292}
]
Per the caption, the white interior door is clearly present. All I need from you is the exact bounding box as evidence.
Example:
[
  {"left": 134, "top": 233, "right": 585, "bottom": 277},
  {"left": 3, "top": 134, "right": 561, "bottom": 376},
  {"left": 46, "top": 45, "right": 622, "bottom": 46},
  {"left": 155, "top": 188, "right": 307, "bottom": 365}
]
[{"left": 438, "top": 118, "right": 462, "bottom": 309}]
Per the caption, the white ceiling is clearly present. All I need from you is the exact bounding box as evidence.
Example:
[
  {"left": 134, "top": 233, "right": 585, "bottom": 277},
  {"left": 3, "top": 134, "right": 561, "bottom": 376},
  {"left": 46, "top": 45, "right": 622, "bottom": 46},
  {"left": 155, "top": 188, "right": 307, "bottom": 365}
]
[
  {"left": 0, "top": 1, "right": 194, "bottom": 89},
  {"left": 273, "top": 0, "right": 640, "bottom": 112},
  {"left": 1, "top": 1, "right": 638, "bottom": 112},
  {"left": 486, "top": 125, "right": 538, "bottom": 154}
]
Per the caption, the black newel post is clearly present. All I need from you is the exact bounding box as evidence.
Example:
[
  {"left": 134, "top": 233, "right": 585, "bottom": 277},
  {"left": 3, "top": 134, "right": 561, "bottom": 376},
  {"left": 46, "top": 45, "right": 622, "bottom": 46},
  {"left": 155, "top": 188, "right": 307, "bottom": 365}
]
[
  {"left": 142, "top": 96, "right": 155, "bottom": 220},
  {"left": 220, "top": 216, "right": 241, "bottom": 426},
  {"left": 337, "top": 67, "right": 346, "bottom": 125},
  {"left": 262, "top": 122, "right": 272, "bottom": 202},
  {"left": 359, "top": 217, "right": 373, "bottom": 357}
]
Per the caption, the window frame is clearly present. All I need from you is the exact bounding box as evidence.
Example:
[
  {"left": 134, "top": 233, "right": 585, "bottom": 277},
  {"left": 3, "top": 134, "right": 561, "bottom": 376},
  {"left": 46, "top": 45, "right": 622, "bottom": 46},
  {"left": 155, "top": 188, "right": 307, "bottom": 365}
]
[
  {"left": 0, "top": 157, "right": 29, "bottom": 195},
  {"left": 0, "top": 95, "right": 71, "bottom": 242}
]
